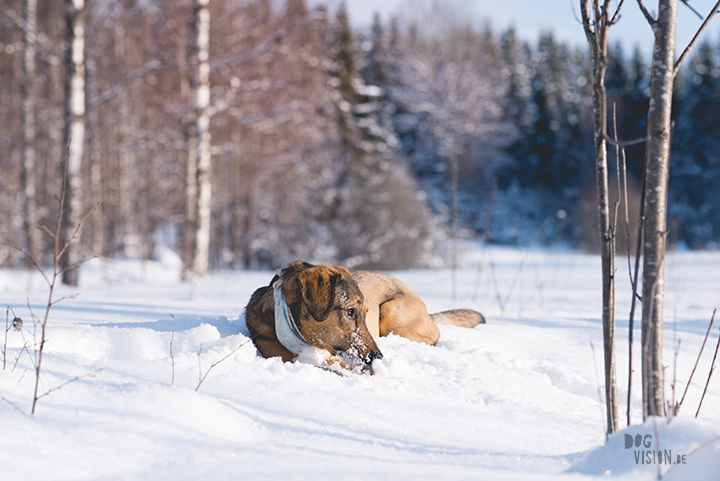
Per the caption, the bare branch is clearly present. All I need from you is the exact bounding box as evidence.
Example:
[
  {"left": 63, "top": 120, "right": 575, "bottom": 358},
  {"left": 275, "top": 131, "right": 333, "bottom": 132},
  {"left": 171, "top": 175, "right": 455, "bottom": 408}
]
[
  {"left": 680, "top": 0, "right": 703, "bottom": 19},
  {"left": 195, "top": 340, "right": 252, "bottom": 391},
  {"left": 636, "top": 0, "right": 656, "bottom": 25},
  {"left": 0, "top": 393, "right": 27, "bottom": 416},
  {"left": 684, "top": 434, "right": 720, "bottom": 456},
  {"left": 679, "top": 309, "right": 715, "bottom": 410},
  {"left": 39, "top": 224, "right": 57, "bottom": 240},
  {"left": 12, "top": 341, "right": 31, "bottom": 371},
  {"left": 56, "top": 202, "right": 100, "bottom": 261},
  {"left": 170, "top": 316, "right": 175, "bottom": 386},
  {"left": 231, "top": 100, "right": 302, "bottom": 126},
  {"left": 89, "top": 56, "right": 166, "bottom": 109},
  {"left": 210, "top": 19, "right": 305, "bottom": 73},
  {"left": 604, "top": 131, "right": 648, "bottom": 147},
  {"left": 58, "top": 256, "right": 98, "bottom": 278},
  {"left": 610, "top": 0, "right": 627, "bottom": 25},
  {"left": 674, "top": 0, "right": 720, "bottom": 77},
  {"left": 696, "top": 322, "right": 720, "bottom": 417},
  {"left": 15, "top": 247, "right": 51, "bottom": 286},
  {"left": 3, "top": 307, "right": 9, "bottom": 370},
  {"left": 580, "top": 0, "right": 596, "bottom": 42},
  {"left": 1, "top": 5, "right": 34, "bottom": 40},
  {"left": 46, "top": 293, "right": 80, "bottom": 306},
  {"left": 35, "top": 372, "right": 97, "bottom": 402}
]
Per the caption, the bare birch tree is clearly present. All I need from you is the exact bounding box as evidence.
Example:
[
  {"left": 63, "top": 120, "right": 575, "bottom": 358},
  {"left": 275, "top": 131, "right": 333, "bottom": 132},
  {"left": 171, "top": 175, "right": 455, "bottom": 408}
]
[
  {"left": 21, "top": 0, "right": 42, "bottom": 264},
  {"left": 61, "top": 0, "right": 87, "bottom": 286},
  {"left": 580, "top": 0, "right": 621, "bottom": 434},
  {"left": 636, "top": 0, "right": 678, "bottom": 419},
  {"left": 183, "top": 0, "right": 213, "bottom": 279}
]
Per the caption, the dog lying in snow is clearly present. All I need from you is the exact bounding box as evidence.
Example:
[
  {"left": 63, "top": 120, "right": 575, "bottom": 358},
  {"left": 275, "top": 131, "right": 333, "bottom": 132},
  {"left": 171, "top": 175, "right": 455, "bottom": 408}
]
[{"left": 244, "top": 261, "right": 485, "bottom": 373}]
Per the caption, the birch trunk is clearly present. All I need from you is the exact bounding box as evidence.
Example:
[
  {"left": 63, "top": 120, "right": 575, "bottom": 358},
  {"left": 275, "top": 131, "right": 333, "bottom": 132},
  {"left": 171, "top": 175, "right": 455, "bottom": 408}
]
[
  {"left": 183, "top": 0, "right": 212, "bottom": 279},
  {"left": 61, "top": 0, "right": 86, "bottom": 286},
  {"left": 85, "top": 25, "right": 105, "bottom": 257},
  {"left": 641, "top": 0, "right": 677, "bottom": 419},
  {"left": 580, "top": 0, "right": 619, "bottom": 434},
  {"left": 21, "top": 0, "right": 42, "bottom": 263}
]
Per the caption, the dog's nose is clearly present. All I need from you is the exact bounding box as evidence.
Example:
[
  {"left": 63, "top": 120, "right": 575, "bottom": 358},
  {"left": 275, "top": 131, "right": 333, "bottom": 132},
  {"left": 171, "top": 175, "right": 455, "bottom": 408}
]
[
  {"left": 369, "top": 349, "right": 383, "bottom": 362},
  {"left": 361, "top": 349, "right": 383, "bottom": 374}
]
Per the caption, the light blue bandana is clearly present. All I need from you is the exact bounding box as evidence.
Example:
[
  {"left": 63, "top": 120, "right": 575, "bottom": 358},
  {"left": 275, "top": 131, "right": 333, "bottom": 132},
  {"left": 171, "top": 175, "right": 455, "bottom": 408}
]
[{"left": 273, "top": 278, "right": 311, "bottom": 354}]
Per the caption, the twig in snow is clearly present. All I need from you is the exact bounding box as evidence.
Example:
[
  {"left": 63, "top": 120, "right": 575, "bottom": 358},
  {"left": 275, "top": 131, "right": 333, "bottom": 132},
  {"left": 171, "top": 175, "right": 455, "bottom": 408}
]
[
  {"left": 663, "top": 433, "right": 720, "bottom": 478},
  {"left": 12, "top": 140, "right": 99, "bottom": 415},
  {"left": 3, "top": 307, "right": 11, "bottom": 370},
  {"left": 34, "top": 371, "right": 97, "bottom": 403},
  {"left": 497, "top": 219, "right": 547, "bottom": 317},
  {"left": 0, "top": 393, "right": 27, "bottom": 416},
  {"left": 471, "top": 177, "right": 497, "bottom": 301},
  {"left": 667, "top": 327, "right": 680, "bottom": 420},
  {"left": 678, "top": 309, "right": 715, "bottom": 412},
  {"left": 590, "top": 341, "right": 608, "bottom": 439},
  {"left": 170, "top": 315, "right": 176, "bottom": 386},
  {"left": 12, "top": 340, "right": 30, "bottom": 372},
  {"left": 696, "top": 321, "right": 720, "bottom": 417},
  {"left": 197, "top": 344, "right": 203, "bottom": 388},
  {"left": 195, "top": 340, "right": 252, "bottom": 392}
]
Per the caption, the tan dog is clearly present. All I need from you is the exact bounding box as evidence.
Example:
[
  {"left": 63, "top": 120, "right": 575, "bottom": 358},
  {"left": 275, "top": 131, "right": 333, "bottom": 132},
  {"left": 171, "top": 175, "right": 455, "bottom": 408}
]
[{"left": 245, "top": 261, "right": 485, "bottom": 373}]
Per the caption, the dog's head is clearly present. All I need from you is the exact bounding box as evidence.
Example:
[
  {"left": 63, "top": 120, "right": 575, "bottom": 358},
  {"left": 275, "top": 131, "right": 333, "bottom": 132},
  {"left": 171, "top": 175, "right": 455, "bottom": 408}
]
[{"left": 279, "top": 262, "right": 383, "bottom": 373}]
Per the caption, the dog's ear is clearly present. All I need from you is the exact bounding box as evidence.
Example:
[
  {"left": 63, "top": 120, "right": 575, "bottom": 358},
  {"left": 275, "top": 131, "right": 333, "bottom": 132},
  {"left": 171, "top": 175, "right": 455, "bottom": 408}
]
[
  {"left": 297, "top": 267, "right": 340, "bottom": 322},
  {"left": 334, "top": 266, "right": 353, "bottom": 278}
]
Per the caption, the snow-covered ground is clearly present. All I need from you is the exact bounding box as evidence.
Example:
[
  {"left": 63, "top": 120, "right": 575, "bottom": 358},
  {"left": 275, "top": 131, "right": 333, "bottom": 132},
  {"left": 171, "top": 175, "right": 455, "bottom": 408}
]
[{"left": 1, "top": 245, "right": 718, "bottom": 480}]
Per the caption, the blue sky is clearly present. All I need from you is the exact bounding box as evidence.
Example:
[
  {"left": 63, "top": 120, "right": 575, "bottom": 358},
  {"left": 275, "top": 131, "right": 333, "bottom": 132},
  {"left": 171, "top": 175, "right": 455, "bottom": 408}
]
[{"left": 316, "top": 0, "right": 720, "bottom": 57}]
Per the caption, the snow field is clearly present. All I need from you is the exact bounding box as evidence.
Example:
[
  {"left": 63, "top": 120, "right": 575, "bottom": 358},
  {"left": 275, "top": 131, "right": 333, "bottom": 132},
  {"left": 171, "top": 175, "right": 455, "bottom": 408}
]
[{"left": 1, "top": 245, "right": 719, "bottom": 480}]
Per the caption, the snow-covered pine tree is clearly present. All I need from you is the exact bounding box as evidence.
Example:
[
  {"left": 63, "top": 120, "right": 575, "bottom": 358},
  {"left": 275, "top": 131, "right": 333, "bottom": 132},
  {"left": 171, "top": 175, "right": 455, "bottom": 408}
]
[
  {"left": 672, "top": 41, "right": 720, "bottom": 247},
  {"left": 324, "top": 5, "right": 436, "bottom": 269}
]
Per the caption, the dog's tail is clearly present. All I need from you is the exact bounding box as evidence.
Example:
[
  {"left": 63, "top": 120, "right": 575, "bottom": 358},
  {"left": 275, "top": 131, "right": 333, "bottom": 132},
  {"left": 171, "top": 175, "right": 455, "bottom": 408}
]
[{"left": 430, "top": 309, "right": 485, "bottom": 328}]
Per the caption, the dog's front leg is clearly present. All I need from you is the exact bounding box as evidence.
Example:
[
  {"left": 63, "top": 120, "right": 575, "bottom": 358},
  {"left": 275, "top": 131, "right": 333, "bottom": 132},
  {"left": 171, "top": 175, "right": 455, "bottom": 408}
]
[{"left": 254, "top": 338, "right": 296, "bottom": 363}]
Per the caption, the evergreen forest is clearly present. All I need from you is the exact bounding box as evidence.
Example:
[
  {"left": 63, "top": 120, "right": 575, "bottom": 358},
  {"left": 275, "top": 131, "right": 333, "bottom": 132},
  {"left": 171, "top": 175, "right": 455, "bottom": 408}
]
[{"left": 2, "top": 0, "right": 720, "bottom": 274}]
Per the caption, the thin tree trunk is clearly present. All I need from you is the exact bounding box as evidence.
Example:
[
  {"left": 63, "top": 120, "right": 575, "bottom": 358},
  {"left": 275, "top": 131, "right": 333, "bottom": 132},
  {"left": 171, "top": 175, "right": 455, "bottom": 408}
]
[
  {"left": 194, "top": 0, "right": 212, "bottom": 277},
  {"left": 85, "top": 30, "right": 105, "bottom": 258},
  {"left": 181, "top": 28, "right": 197, "bottom": 278},
  {"left": 451, "top": 134, "right": 458, "bottom": 302},
  {"left": 21, "top": 0, "right": 42, "bottom": 263},
  {"left": 640, "top": 0, "right": 677, "bottom": 419},
  {"left": 115, "top": 10, "right": 136, "bottom": 258},
  {"left": 118, "top": 91, "right": 136, "bottom": 256},
  {"left": 580, "top": 0, "right": 619, "bottom": 434},
  {"left": 61, "top": 0, "right": 87, "bottom": 286},
  {"left": 183, "top": 0, "right": 212, "bottom": 279}
]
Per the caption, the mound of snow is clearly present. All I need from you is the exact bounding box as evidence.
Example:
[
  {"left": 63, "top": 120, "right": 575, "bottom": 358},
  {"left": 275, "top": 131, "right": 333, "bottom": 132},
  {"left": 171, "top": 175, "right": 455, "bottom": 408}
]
[{"left": 570, "top": 417, "right": 720, "bottom": 480}]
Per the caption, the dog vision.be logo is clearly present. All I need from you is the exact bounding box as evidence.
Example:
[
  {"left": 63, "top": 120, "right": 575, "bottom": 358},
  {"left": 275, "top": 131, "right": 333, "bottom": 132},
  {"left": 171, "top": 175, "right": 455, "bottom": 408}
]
[{"left": 625, "top": 433, "right": 687, "bottom": 466}]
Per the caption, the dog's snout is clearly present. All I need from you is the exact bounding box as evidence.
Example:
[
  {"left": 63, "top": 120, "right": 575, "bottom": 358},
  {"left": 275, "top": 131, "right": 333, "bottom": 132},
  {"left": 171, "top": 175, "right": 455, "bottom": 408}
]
[
  {"left": 360, "top": 348, "right": 383, "bottom": 374},
  {"left": 369, "top": 349, "right": 383, "bottom": 362}
]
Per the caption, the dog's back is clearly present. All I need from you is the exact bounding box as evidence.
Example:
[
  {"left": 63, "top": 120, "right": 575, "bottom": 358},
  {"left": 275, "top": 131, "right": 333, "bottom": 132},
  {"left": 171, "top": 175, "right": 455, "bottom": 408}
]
[{"left": 353, "top": 270, "right": 484, "bottom": 344}]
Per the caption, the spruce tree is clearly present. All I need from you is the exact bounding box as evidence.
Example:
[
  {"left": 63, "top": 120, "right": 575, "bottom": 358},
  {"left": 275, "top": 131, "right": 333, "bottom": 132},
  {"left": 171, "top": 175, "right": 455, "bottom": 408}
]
[{"left": 326, "top": 5, "right": 434, "bottom": 269}]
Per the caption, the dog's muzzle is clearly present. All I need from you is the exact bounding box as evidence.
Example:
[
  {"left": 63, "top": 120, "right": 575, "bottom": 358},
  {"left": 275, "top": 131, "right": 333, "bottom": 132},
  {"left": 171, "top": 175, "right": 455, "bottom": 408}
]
[
  {"left": 363, "top": 349, "right": 384, "bottom": 374},
  {"left": 336, "top": 346, "right": 383, "bottom": 374}
]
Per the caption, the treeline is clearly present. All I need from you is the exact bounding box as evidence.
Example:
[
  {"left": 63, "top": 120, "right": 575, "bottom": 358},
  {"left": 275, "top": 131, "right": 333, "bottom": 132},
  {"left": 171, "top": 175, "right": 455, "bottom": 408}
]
[{"left": 0, "top": 1, "right": 718, "bottom": 276}]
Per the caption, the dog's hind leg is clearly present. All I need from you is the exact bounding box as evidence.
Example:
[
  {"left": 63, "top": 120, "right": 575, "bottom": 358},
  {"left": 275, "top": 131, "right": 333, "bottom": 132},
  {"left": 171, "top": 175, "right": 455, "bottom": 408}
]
[{"left": 378, "top": 296, "right": 440, "bottom": 345}]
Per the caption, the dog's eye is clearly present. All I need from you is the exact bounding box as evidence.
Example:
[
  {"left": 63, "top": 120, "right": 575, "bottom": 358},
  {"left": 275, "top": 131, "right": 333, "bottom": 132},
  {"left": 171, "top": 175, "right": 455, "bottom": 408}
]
[{"left": 346, "top": 308, "right": 357, "bottom": 319}]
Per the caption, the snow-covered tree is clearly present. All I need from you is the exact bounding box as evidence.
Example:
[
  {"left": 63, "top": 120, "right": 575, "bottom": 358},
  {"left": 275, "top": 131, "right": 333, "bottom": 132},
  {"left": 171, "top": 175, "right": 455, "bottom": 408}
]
[
  {"left": 323, "top": 4, "right": 436, "bottom": 269},
  {"left": 672, "top": 41, "right": 720, "bottom": 247}
]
